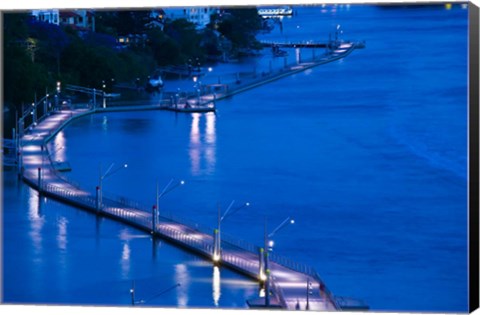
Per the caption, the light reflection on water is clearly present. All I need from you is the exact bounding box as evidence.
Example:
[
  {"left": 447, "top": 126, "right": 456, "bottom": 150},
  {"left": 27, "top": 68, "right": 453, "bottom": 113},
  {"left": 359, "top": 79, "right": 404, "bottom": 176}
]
[
  {"left": 205, "top": 112, "right": 216, "bottom": 144},
  {"left": 57, "top": 216, "right": 68, "bottom": 251},
  {"left": 28, "top": 187, "right": 44, "bottom": 255},
  {"left": 189, "top": 112, "right": 216, "bottom": 176},
  {"left": 212, "top": 266, "right": 221, "bottom": 306},
  {"left": 52, "top": 130, "right": 66, "bottom": 162},
  {"left": 175, "top": 263, "right": 190, "bottom": 307},
  {"left": 102, "top": 116, "right": 108, "bottom": 131},
  {"left": 120, "top": 242, "right": 131, "bottom": 280}
]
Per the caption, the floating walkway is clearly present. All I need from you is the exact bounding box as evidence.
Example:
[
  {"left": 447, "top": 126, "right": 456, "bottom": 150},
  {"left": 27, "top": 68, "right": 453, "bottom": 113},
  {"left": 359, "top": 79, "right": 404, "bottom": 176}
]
[
  {"left": 261, "top": 39, "right": 366, "bottom": 49},
  {"left": 261, "top": 40, "right": 329, "bottom": 48},
  {"left": 18, "top": 108, "right": 343, "bottom": 311},
  {"left": 212, "top": 41, "right": 363, "bottom": 101},
  {"left": 13, "top": 40, "right": 368, "bottom": 311}
]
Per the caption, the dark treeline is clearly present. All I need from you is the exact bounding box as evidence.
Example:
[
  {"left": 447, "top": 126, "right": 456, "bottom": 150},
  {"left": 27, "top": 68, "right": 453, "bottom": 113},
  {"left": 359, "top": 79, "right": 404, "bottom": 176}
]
[{"left": 2, "top": 7, "right": 264, "bottom": 125}]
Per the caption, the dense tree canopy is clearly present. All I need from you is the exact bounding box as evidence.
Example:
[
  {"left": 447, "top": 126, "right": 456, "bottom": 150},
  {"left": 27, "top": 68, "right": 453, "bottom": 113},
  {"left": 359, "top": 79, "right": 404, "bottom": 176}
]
[
  {"left": 213, "top": 7, "right": 263, "bottom": 54},
  {"left": 3, "top": 7, "right": 264, "bottom": 118}
]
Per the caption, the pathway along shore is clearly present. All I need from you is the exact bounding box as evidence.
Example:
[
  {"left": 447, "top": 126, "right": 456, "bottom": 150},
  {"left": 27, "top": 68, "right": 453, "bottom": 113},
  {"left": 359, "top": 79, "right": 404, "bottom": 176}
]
[
  {"left": 14, "top": 40, "right": 367, "bottom": 311},
  {"left": 107, "top": 41, "right": 364, "bottom": 110}
]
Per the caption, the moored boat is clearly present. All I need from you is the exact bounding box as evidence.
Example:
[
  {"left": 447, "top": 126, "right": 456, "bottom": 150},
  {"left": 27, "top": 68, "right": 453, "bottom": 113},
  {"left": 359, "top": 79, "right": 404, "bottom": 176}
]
[{"left": 258, "top": 6, "right": 293, "bottom": 17}]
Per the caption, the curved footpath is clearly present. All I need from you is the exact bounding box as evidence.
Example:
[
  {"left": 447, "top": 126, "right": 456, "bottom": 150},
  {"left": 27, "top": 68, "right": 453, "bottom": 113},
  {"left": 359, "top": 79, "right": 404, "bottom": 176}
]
[
  {"left": 16, "top": 42, "right": 365, "bottom": 311},
  {"left": 197, "top": 42, "right": 361, "bottom": 105}
]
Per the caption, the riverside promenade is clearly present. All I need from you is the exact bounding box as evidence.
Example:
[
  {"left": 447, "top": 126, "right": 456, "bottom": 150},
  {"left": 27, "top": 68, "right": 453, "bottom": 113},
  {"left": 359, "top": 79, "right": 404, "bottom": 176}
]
[
  {"left": 189, "top": 41, "right": 362, "bottom": 106},
  {"left": 15, "top": 40, "right": 366, "bottom": 310}
]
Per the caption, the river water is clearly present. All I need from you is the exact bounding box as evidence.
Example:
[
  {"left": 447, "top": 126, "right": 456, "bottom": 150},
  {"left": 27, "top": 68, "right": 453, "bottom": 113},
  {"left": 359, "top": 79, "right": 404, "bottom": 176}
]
[{"left": 2, "top": 4, "right": 469, "bottom": 312}]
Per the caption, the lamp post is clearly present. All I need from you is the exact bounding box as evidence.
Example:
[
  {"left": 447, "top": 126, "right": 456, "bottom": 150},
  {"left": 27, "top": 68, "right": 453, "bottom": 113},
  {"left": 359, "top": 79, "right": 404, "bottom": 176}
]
[
  {"left": 193, "top": 76, "right": 200, "bottom": 105},
  {"left": 262, "top": 216, "right": 295, "bottom": 307},
  {"left": 31, "top": 102, "right": 36, "bottom": 126},
  {"left": 213, "top": 200, "right": 250, "bottom": 263},
  {"left": 102, "top": 80, "right": 107, "bottom": 108},
  {"left": 44, "top": 92, "right": 49, "bottom": 117},
  {"left": 153, "top": 178, "right": 185, "bottom": 233},
  {"left": 56, "top": 81, "right": 61, "bottom": 111},
  {"left": 130, "top": 281, "right": 135, "bottom": 306},
  {"left": 306, "top": 278, "right": 313, "bottom": 310},
  {"left": 97, "top": 162, "right": 128, "bottom": 211}
]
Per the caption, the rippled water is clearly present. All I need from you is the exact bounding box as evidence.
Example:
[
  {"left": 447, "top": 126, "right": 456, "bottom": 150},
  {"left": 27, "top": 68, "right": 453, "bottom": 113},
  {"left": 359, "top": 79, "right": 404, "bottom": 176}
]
[{"left": 3, "top": 4, "right": 469, "bottom": 312}]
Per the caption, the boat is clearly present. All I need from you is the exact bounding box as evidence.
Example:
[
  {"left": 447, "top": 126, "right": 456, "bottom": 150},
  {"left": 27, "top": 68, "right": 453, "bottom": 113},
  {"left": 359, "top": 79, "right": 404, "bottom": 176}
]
[
  {"left": 145, "top": 71, "right": 164, "bottom": 92},
  {"left": 258, "top": 6, "right": 293, "bottom": 17}
]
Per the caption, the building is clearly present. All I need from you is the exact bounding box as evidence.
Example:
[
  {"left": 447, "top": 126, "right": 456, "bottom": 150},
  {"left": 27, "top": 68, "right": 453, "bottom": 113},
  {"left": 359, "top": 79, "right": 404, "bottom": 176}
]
[
  {"left": 30, "top": 9, "right": 95, "bottom": 32},
  {"left": 144, "top": 9, "right": 166, "bottom": 31},
  {"left": 31, "top": 9, "right": 60, "bottom": 25},
  {"left": 163, "top": 7, "right": 218, "bottom": 29},
  {"left": 59, "top": 10, "right": 95, "bottom": 32}
]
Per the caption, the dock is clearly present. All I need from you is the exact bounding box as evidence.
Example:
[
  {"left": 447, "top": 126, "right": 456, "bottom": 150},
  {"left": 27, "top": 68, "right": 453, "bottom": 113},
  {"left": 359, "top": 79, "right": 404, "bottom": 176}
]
[
  {"left": 11, "top": 39, "right": 368, "bottom": 310},
  {"left": 261, "top": 40, "right": 329, "bottom": 48}
]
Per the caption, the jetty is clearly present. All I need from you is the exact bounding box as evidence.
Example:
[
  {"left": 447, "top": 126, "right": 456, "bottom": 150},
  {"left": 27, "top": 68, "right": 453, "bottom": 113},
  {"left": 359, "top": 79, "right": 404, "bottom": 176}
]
[
  {"left": 8, "top": 38, "right": 368, "bottom": 311},
  {"left": 212, "top": 41, "right": 363, "bottom": 101},
  {"left": 261, "top": 40, "right": 330, "bottom": 48}
]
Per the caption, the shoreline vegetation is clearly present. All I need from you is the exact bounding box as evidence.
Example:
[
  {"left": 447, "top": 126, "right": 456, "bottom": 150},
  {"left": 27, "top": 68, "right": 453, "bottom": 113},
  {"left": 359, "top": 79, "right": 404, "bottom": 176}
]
[{"left": 2, "top": 7, "right": 266, "bottom": 137}]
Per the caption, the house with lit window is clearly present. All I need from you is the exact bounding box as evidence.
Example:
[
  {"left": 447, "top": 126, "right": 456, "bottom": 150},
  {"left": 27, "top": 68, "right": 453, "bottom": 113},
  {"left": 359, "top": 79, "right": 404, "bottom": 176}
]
[
  {"left": 144, "top": 9, "right": 166, "bottom": 30},
  {"left": 116, "top": 33, "right": 148, "bottom": 49}
]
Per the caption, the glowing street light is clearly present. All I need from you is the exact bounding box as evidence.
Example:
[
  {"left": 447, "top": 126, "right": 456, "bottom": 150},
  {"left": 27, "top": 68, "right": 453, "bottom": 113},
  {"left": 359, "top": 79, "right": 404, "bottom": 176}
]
[
  {"left": 261, "top": 216, "right": 295, "bottom": 307},
  {"left": 152, "top": 178, "right": 185, "bottom": 233},
  {"left": 213, "top": 200, "right": 250, "bottom": 263},
  {"left": 96, "top": 162, "right": 128, "bottom": 211},
  {"left": 31, "top": 102, "right": 37, "bottom": 125}
]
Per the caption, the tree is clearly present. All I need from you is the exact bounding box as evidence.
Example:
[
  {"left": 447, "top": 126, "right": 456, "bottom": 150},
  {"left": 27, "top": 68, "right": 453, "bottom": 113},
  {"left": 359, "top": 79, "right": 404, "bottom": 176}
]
[
  {"left": 3, "top": 13, "right": 50, "bottom": 111},
  {"left": 146, "top": 28, "right": 182, "bottom": 66},
  {"left": 28, "top": 20, "right": 70, "bottom": 76},
  {"left": 216, "top": 7, "right": 263, "bottom": 55},
  {"left": 164, "top": 18, "right": 205, "bottom": 64}
]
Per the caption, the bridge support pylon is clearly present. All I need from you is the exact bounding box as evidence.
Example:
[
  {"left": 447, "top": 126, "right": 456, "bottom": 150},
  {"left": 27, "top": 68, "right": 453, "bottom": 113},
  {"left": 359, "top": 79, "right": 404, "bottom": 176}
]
[
  {"left": 37, "top": 167, "right": 42, "bottom": 193},
  {"left": 259, "top": 247, "right": 266, "bottom": 282},
  {"left": 213, "top": 228, "right": 220, "bottom": 264}
]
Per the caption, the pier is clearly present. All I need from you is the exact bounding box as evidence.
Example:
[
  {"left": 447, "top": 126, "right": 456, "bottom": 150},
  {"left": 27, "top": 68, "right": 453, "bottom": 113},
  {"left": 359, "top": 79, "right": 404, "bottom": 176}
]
[
  {"left": 261, "top": 40, "right": 329, "bottom": 48},
  {"left": 11, "top": 39, "right": 367, "bottom": 311}
]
